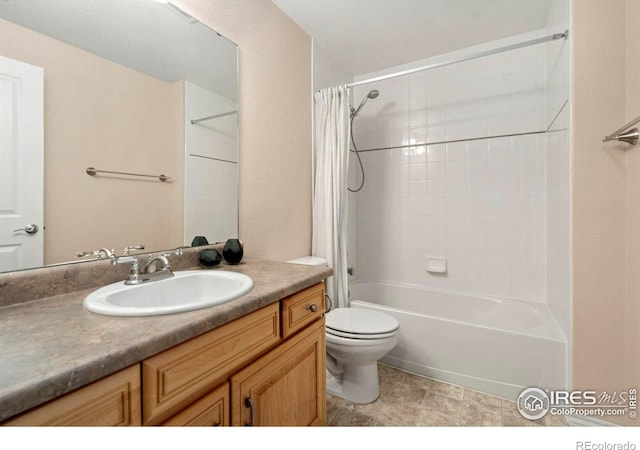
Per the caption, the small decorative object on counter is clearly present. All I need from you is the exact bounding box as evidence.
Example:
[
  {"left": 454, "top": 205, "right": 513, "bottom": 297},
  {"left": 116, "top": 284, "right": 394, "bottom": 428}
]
[
  {"left": 191, "top": 236, "right": 209, "bottom": 247},
  {"left": 199, "top": 249, "right": 222, "bottom": 268},
  {"left": 222, "top": 239, "right": 243, "bottom": 265}
]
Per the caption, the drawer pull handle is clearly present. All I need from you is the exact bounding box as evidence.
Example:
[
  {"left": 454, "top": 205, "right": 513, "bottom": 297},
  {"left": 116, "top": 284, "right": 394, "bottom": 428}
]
[
  {"left": 306, "top": 304, "right": 318, "bottom": 313},
  {"left": 244, "top": 397, "right": 255, "bottom": 426}
]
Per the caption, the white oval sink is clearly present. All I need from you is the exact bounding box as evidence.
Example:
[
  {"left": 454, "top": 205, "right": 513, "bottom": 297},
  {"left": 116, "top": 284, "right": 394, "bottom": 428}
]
[{"left": 83, "top": 270, "right": 253, "bottom": 316}]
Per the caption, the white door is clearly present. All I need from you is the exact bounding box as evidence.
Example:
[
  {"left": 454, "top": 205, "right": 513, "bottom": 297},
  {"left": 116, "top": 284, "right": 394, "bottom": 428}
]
[{"left": 0, "top": 56, "right": 44, "bottom": 272}]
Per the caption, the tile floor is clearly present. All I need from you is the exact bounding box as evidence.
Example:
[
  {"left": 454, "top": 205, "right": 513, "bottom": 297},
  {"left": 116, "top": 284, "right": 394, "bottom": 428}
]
[{"left": 327, "top": 364, "right": 568, "bottom": 426}]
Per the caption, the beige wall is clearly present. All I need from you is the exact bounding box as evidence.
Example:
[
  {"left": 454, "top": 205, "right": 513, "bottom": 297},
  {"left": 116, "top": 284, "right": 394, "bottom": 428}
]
[
  {"left": 625, "top": 0, "right": 640, "bottom": 420},
  {"left": 0, "top": 18, "right": 184, "bottom": 265},
  {"left": 572, "top": 0, "right": 638, "bottom": 426},
  {"left": 172, "top": 0, "right": 313, "bottom": 261}
]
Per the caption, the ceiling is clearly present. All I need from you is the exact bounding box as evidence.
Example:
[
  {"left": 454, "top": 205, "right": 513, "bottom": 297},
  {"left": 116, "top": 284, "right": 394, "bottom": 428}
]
[
  {"left": 0, "top": 0, "right": 237, "bottom": 99},
  {"left": 271, "top": 0, "right": 555, "bottom": 76}
]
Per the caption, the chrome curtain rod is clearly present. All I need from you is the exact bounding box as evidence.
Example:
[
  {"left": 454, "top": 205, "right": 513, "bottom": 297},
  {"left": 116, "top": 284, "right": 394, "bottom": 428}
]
[
  {"left": 355, "top": 129, "right": 563, "bottom": 153},
  {"left": 190, "top": 110, "right": 237, "bottom": 125},
  {"left": 347, "top": 30, "right": 569, "bottom": 89},
  {"left": 86, "top": 167, "right": 171, "bottom": 182}
]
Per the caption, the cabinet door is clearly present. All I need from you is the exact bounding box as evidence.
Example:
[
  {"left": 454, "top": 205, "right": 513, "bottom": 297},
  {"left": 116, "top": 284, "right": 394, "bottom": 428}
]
[
  {"left": 231, "top": 318, "right": 326, "bottom": 426},
  {"left": 163, "top": 383, "right": 229, "bottom": 426},
  {"left": 4, "top": 365, "right": 141, "bottom": 426}
]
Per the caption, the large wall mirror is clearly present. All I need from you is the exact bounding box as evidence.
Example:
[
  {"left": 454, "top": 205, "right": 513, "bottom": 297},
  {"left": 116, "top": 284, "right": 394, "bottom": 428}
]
[{"left": 0, "top": 0, "right": 239, "bottom": 273}]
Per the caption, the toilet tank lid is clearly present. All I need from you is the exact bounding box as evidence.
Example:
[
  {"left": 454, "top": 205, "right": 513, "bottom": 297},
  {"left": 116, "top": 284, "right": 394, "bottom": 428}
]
[{"left": 285, "top": 256, "right": 328, "bottom": 267}]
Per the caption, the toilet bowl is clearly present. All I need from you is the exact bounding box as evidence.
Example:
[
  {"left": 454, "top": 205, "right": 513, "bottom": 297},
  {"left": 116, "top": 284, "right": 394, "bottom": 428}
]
[
  {"left": 324, "top": 307, "right": 399, "bottom": 403},
  {"left": 286, "top": 256, "right": 400, "bottom": 404}
]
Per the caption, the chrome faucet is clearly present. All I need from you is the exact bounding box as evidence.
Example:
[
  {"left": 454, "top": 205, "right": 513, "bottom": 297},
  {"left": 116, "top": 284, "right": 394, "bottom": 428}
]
[
  {"left": 143, "top": 255, "right": 173, "bottom": 278},
  {"left": 111, "top": 253, "right": 175, "bottom": 285}
]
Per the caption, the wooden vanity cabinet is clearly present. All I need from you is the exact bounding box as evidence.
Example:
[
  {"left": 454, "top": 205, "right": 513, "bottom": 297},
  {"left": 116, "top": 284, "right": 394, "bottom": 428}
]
[
  {"left": 2, "top": 282, "right": 326, "bottom": 427},
  {"left": 4, "top": 365, "right": 141, "bottom": 426},
  {"left": 146, "top": 282, "right": 326, "bottom": 427}
]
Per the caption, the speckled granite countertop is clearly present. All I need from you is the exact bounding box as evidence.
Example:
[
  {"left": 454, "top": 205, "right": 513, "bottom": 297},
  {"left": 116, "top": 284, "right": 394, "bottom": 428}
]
[{"left": 0, "top": 257, "right": 331, "bottom": 422}]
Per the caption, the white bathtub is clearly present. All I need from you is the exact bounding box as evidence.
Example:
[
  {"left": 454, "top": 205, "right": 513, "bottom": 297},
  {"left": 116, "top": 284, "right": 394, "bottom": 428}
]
[{"left": 349, "top": 280, "right": 567, "bottom": 401}]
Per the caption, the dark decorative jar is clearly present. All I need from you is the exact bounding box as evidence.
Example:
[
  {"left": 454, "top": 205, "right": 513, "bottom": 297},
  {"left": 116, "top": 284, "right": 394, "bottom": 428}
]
[
  {"left": 199, "top": 249, "right": 222, "bottom": 268},
  {"left": 222, "top": 239, "right": 243, "bottom": 265},
  {"left": 191, "top": 236, "right": 209, "bottom": 247}
]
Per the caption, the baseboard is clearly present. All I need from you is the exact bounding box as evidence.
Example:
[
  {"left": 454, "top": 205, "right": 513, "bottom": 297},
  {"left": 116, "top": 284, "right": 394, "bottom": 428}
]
[
  {"left": 381, "top": 355, "right": 523, "bottom": 402},
  {"left": 568, "top": 415, "right": 619, "bottom": 427}
]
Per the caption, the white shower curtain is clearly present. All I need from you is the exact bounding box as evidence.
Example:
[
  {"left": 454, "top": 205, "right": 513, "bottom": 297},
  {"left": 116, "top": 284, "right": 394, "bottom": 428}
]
[{"left": 313, "top": 85, "right": 350, "bottom": 309}]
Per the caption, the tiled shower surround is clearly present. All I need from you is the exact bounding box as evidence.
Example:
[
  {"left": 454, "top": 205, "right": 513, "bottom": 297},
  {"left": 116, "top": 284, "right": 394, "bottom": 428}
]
[{"left": 350, "top": 27, "right": 569, "bottom": 306}]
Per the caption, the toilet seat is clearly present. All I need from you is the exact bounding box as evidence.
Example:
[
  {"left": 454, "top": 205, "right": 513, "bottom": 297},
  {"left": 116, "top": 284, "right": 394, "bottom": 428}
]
[{"left": 326, "top": 308, "right": 399, "bottom": 340}]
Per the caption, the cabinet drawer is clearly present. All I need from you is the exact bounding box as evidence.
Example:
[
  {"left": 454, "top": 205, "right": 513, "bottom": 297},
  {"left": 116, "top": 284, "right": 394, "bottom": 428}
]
[
  {"left": 281, "top": 282, "right": 325, "bottom": 338},
  {"left": 163, "top": 383, "right": 229, "bottom": 426},
  {"left": 142, "top": 303, "right": 280, "bottom": 425},
  {"left": 4, "top": 365, "right": 141, "bottom": 426}
]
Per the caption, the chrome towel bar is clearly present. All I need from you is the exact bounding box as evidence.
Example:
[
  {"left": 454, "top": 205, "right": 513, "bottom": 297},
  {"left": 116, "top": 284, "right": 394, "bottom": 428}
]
[
  {"left": 603, "top": 115, "right": 640, "bottom": 145},
  {"left": 190, "top": 110, "right": 237, "bottom": 125},
  {"left": 86, "top": 167, "right": 171, "bottom": 182}
]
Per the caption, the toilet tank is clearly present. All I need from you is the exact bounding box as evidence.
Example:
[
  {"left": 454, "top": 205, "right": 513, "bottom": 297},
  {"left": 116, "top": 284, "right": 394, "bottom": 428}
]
[{"left": 285, "top": 256, "right": 328, "bottom": 267}]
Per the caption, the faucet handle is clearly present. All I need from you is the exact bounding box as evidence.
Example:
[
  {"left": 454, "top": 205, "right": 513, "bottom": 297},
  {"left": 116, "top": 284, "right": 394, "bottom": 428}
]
[
  {"left": 112, "top": 255, "right": 143, "bottom": 285},
  {"left": 162, "top": 247, "right": 184, "bottom": 257},
  {"left": 76, "top": 248, "right": 114, "bottom": 259},
  {"left": 98, "top": 248, "right": 114, "bottom": 258},
  {"left": 111, "top": 255, "right": 138, "bottom": 266},
  {"left": 123, "top": 244, "right": 145, "bottom": 255}
]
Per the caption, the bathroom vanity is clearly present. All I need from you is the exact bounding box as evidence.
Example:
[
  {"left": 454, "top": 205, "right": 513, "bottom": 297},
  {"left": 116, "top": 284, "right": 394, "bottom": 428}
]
[{"left": 0, "top": 253, "right": 330, "bottom": 426}]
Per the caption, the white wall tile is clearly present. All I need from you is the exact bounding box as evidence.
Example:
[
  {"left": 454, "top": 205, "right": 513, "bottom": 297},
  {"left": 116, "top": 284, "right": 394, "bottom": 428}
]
[
  {"left": 409, "top": 162, "right": 428, "bottom": 182},
  {"left": 445, "top": 215, "right": 467, "bottom": 235},
  {"left": 410, "top": 108, "right": 428, "bottom": 128},
  {"left": 466, "top": 119, "right": 488, "bottom": 138},
  {"left": 350, "top": 28, "right": 565, "bottom": 305},
  {"left": 446, "top": 178, "right": 466, "bottom": 197},
  {"left": 466, "top": 157, "right": 488, "bottom": 179},
  {"left": 446, "top": 142, "right": 467, "bottom": 160},
  {"left": 427, "top": 144, "right": 447, "bottom": 162},
  {"left": 428, "top": 161, "right": 446, "bottom": 180},
  {"left": 409, "top": 180, "right": 428, "bottom": 199},
  {"left": 447, "top": 160, "right": 467, "bottom": 179},
  {"left": 426, "top": 197, "right": 446, "bottom": 215},
  {"left": 410, "top": 91, "right": 428, "bottom": 110},
  {"left": 446, "top": 197, "right": 466, "bottom": 216},
  {"left": 427, "top": 124, "right": 447, "bottom": 142},
  {"left": 427, "top": 179, "right": 447, "bottom": 198}
]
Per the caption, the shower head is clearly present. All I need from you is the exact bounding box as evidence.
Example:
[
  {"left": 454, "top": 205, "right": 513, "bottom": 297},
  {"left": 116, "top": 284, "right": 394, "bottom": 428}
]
[{"left": 351, "top": 89, "right": 380, "bottom": 117}]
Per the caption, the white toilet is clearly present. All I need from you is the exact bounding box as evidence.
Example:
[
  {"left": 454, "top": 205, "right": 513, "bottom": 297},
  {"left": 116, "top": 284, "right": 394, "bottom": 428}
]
[{"left": 286, "top": 256, "right": 400, "bottom": 404}]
